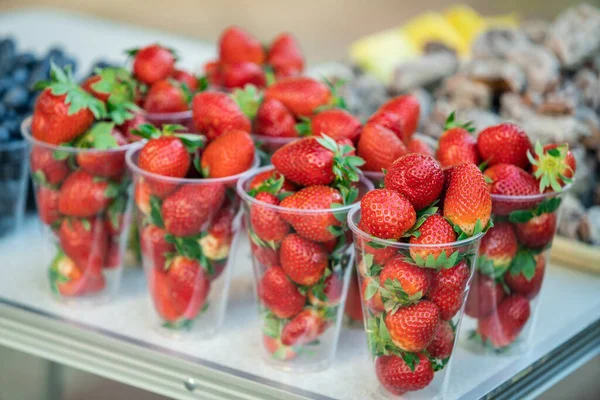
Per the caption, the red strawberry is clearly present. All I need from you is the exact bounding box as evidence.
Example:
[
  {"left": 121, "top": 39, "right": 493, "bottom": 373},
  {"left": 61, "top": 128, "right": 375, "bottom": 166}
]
[
  {"left": 506, "top": 254, "right": 545, "bottom": 299},
  {"left": 281, "top": 308, "right": 328, "bottom": 346},
  {"left": 132, "top": 44, "right": 175, "bottom": 85},
  {"left": 385, "top": 300, "right": 440, "bottom": 352},
  {"left": 104, "top": 212, "right": 125, "bottom": 236},
  {"left": 140, "top": 224, "right": 175, "bottom": 270},
  {"left": 357, "top": 123, "right": 409, "bottom": 172},
  {"left": 219, "top": 26, "right": 265, "bottom": 65},
  {"left": 258, "top": 266, "right": 306, "bottom": 319},
  {"left": 436, "top": 127, "right": 480, "bottom": 168},
  {"left": 309, "top": 109, "right": 362, "bottom": 142},
  {"left": 356, "top": 238, "right": 398, "bottom": 269},
  {"left": 199, "top": 206, "right": 236, "bottom": 264},
  {"left": 201, "top": 129, "right": 255, "bottom": 178},
  {"left": 477, "top": 294, "right": 531, "bottom": 348},
  {"left": 166, "top": 256, "right": 211, "bottom": 320},
  {"left": 484, "top": 164, "right": 538, "bottom": 196},
  {"left": 477, "top": 123, "right": 532, "bottom": 169},
  {"left": 204, "top": 60, "right": 223, "bottom": 86},
  {"left": 191, "top": 91, "right": 251, "bottom": 141},
  {"left": 105, "top": 240, "right": 121, "bottom": 269},
  {"left": 375, "top": 354, "right": 434, "bottom": 396},
  {"left": 280, "top": 234, "right": 328, "bottom": 286},
  {"left": 279, "top": 185, "right": 343, "bottom": 243},
  {"left": 367, "top": 111, "right": 404, "bottom": 140},
  {"left": 530, "top": 143, "right": 577, "bottom": 192},
  {"left": 75, "top": 127, "right": 128, "bottom": 178},
  {"left": 134, "top": 179, "right": 151, "bottom": 216},
  {"left": 30, "top": 146, "right": 70, "bottom": 185},
  {"left": 149, "top": 269, "right": 180, "bottom": 321},
  {"left": 221, "top": 62, "right": 266, "bottom": 89},
  {"left": 251, "top": 242, "right": 280, "bottom": 268},
  {"left": 249, "top": 169, "right": 296, "bottom": 193},
  {"left": 58, "top": 171, "right": 112, "bottom": 217},
  {"left": 359, "top": 189, "right": 416, "bottom": 240},
  {"left": 345, "top": 273, "right": 364, "bottom": 322},
  {"left": 384, "top": 154, "right": 444, "bottom": 210},
  {"left": 138, "top": 136, "right": 190, "bottom": 198},
  {"left": 308, "top": 274, "right": 343, "bottom": 307},
  {"left": 170, "top": 68, "right": 198, "bottom": 91},
  {"left": 407, "top": 137, "right": 433, "bottom": 157},
  {"left": 514, "top": 213, "right": 557, "bottom": 249},
  {"left": 267, "top": 33, "right": 304, "bottom": 78},
  {"left": 427, "top": 260, "right": 470, "bottom": 320},
  {"left": 37, "top": 186, "right": 61, "bottom": 225},
  {"left": 464, "top": 272, "right": 505, "bottom": 319},
  {"left": 254, "top": 98, "right": 298, "bottom": 138},
  {"left": 118, "top": 112, "right": 148, "bottom": 143},
  {"left": 51, "top": 252, "right": 105, "bottom": 297},
  {"left": 263, "top": 334, "right": 297, "bottom": 361},
  {"left": 264, "top": 77, "right": 331, "bottom": 117},
  {"left": 378, "top": 95, "right": 421, "bottom": 144},
  {"left": 143, "top": 80, "right": 190, "bottom": 113},
  {"left": 58, "top": 218, "right": 108, "bottom": 273},
  {"left": 362, "top": 277, "right": 385, "bottom": 313},
  {"left": 81, "top": 75, "right": 111, "bottom": 102},
  {"left": 380, "top": 257, "right": 431, "bottom": 301},
  {"left": 250, "top": 192, "right": 289, "bottom": 243},
  {"left": 161, "top": 183, "right": 226, "bottom": 237},
  {"left": 427, "top": 319, "right": 454, "bottom": 359},
  {"left": 409, "top": 214, "right": 457, "bottom": 261},
  {"left": 443, "top": 162, "right": 492, "bottom": 236},
  {"left": 479, "top": 222, "right": 518, "bottom": 270}
]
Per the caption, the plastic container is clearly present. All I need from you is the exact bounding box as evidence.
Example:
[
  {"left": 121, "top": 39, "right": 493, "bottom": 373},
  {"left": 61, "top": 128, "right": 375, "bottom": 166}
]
[
  {"left": 21, "top": 117, "right": 137, "bottom": 305},
  {"left": 0, "top": 141, "right": 28, "bottom": 237},
  {"left": 461, "top": 187, "right": 570, "bottom": 354},
  {"left": 348, "top": 207, "right": 483, "bottom": 399},
  {"left": 126, "top": 146, "right": 258, "bottom": 339},
  {"left": 237, "top": 166, "right": 374, "bottom": 371},
  {"left": 251, "top": 134, "right": 297, "bottom": 165},
  {"left": 143, "top": 110, "right": 195, "bottom": 132}
]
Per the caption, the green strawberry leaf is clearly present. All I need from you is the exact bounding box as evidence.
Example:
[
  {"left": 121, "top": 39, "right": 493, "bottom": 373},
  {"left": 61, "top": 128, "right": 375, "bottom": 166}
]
[
  {"left": 248, "top": 174, "right": 285, "bottom": 197},
  {"left": 149, "top": 195, "right": 164, "bottom": 228},
  {"left": 509, "top": 210, "right": 535, "bottom": 224},
  {"left": 366, "top": 240, "right": 385, "bottom": 249},
  {"left": 132, "top": 123, "right": 162, "bottom": 140},
  {"left": 232, "top": 85, "right": 263, "bottom": 119},
  {"left": 295, "top": 118, "right": 312, "bottom": 137},
  {"left": 327, "top": 225, "right": 344, "bottom": 237},
  {"left": 364, "top": 278, "right": 379, "bottom": 300},
  {"left": 174, "top": 133, "right": 205, "bottom": 153},
  {"left": 400, "top": 352, "right": 420, "bottom": 372},
  {"left": 443, "top": 111, "right": 475, "bottom": 133},
  {"left": 509, "top": 248, "right": 537, "bottom": 281}
]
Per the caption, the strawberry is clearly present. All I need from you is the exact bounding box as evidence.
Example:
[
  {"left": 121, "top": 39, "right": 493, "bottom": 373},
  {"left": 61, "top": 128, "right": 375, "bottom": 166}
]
[
  {"left": 477, "top": 294, "right": 531, "bottom": 348},
  {"left": 478, "top": 222, "right": 518, "bottom": 271},
  {"left": 170, "top": 68, "right": 198, "bottom": 91},
  {"left": 191, "top": 91, "right": 251, "bottom": 141},
  {"left": 367, "top": 111, "right": 404, "bottom": 140},
  {"left": 308, "top": 108, "right": 362, "bottom": 142},
  {"left": 254, "top": 98, "right": 298, "bottom": 138},
  {"left": 385, "top": 300, "right": 440, "bottom": 352},
  {"left": 263, "top": 334, "right": 297, "bottom": 361},
  {"left": 30, "top": 146, "right": 70, "bottom": 185},
  {"left": 443, "top": 162, "right": 492, "bottom": 236},
  {"left": 50, "top": 252, "right": 105, "bottom": 297},
  {"left": 529, "top": 142, "right": 576, "bottom": 192},
  {"left": 484, "top": 164, "right": 538, "bottom": 196},
  {"left": 267, "top": 33, "right": 304, "bottom": 78},
  {"left": 258, "top": 266, "right": 306, "bottom": 319},
  {"left": 219, "top": 26, "right": 265, "bottom": 65},
  {"left": 249, "top": 169, "right": 296, "bottom": 194},
  {"left": 409, "top": 214, "right": 457, "bottom": 261},
  {"left": 407, "top": 137, "right": 433, "bottom": 157},
  {"left": 279, "top": 185, "right": 343, "bottom": 243},
  {"left": 362, "top": 277, "right": 385, "bottom": 313},
  {"left": 162, "top": 183, "right": 226, "bottom": 237},
  {"left": 200, "top": 129, "right": 255, "bottom": 178},
  {"left": 204, "top": 60, "right": 222, "bottom": 87},
  {"left": 514, "top": 213, "right": 557, "bottom": 248},
  {"left": 58, "top": 171, "right": 113, "bottom": 217},
  {"left": 359, "top": 189, "right": 416, "bottom": 240},
  {"left": 477, "top": 123, "right": 532, "bottom": 169},
  {"left": 149, "top": 269, "right": 181, "bottom": 321},
  {"left": 356, "top": 238, "right": 398, "bottom": 268},
  {"left": 427, "top": 260, "right": 470, "bottom": 320},
  {"left": 251, "top": 242, "right": 280, "bottom": 268},
  {"left": 140, "top": 224, "right": 175, "bottom": 269},
  {"left": 379, "top": 257, "right": 431, "bottom": 303},
  {"left": 378, "top": 95, "right": 421, "bottom": 144},
  {"left": 134, "top": 178, "right": 151, "bottom": 216},
  {"left": 464, "top": 272, "right": 505, "bottom": 319},
  {"left": 506, "top": 254, "right": 545, "bottom": 299},
  {"left": 250, "top": 192, "right": 289, "bottom": 243},
  {"left": 81, "top": 75, "right": 111, "bottom": 102},
  {"left": 104, "top": 212, "right": 125, "bottom": 236},
  {"left": 427, "top": 319, "right": 454, "bottom": 359},
  {"left": 264, "top": 77, "right": 331, "bottom": 117},
  {"left": 280, "top": 234, "right": 328, "bottom": 286},
  {"left": 308, "top": 274, "right": 343, "bottom": 307},
  {"left": 281, "top": 308, "right": 328, "bottom": 346},
  {"left": 75, "top": 125, "right": 128, "bottom": 178},
  {"left": 58, "top": 218, "right": 108, "bottom": 273},
  {"left": 345, "top": 273, "right": 364, "bottom": 322},
  {"left": 105, "top": 240, "right": 122, "bottom": 269},
  {"left": 221, "top": 62, "right": 266, "bottom": 89},
  {"left": 199, "top": 207, "right": 235, "bottom": 264},
  {"left": 384, "top": 154, "right": 444, "bottom": 210},
  {"left": 357, "top": 122, "right": 409, "bottom": 172},
  {"left": 37, "top": 186, "right": 61, "bottom": 225},
  {"left": 166, "top": 256, "right": 211, "bottom": 320},
  {"left": 436, "top": 116, "right": 479, "bottom": 168},
  {"left": 131, "top": 44, "right": 175, "bottom": 85},
  {"left": 118, "top": 111, "right": 148, "bottom": 143},
  {"left": 375, "top": 354, "right": 434, "bottom": 396},
  {"left": 143, "top": 79, "right": 190, "bottom": 113}
]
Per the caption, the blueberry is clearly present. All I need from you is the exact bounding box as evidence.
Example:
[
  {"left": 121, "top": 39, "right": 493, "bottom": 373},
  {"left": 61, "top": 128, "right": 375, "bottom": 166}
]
[
  {"left": 0, "top": 77, "right": 13, "bottom": 97},
  {"left": 27, "top": 60, "right": 50, "bottom": 90},
  {"left": 5, "top": 108, "right": 16, "bottom": 119},
  {"left": 15, "top": 52, "right": 37, "bottom": 68},
  {"left": 28, "top": 94, "right": 38, "bottom": 110},
  {"left": 46, "top": 46, "right": 64, "bottom": 61},
  {"left": 0, "top": 103, "right": 5, "bottom": 119},
  {"left": 3, "top": 87, "right": 28, "bottom": 110},
  {"left": 11, "top": 68, "right": 29, "bottom": 85},
  {"left": 0, "top": 126, "right": 9, "bottom": 143},
  {"left": 3, "top": 119, "right": 18, "bottom": 134}
]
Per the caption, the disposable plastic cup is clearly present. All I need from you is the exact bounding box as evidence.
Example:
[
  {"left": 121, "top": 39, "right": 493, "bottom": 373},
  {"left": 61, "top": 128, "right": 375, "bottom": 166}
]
[
  {"left": 237, "top": 166, "right": 374, "bottom": 371},
  {"left": 349, "top": 207, "right": 483, "bottom": 399},
  {"left": 0, "top": 140, "right": 28, "bottom": 237},
  {"left": 143, "top": 110, "right": 195, "bottom": 132},
  {"left": 21, "top": 117, "right": 137, "bottom": 305}
]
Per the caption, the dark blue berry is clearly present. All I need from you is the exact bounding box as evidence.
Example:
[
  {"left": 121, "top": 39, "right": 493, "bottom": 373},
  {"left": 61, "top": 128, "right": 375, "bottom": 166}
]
[
  {"left": 11, "top": 67, "right": 28, "bottom": 85},
  {"left": 0, "top": 126, "right": 9, "bottom": 143},
  {"left": 2, "top": 87, "right": 28, "bottom": 110},
  {"left": 15, "top": 52, "right": 37, "bottom": 68}
]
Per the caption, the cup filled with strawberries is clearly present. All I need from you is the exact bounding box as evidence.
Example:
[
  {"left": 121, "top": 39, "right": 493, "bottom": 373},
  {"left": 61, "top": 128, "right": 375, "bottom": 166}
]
[
  {"left": 349, "top": 153, "right": 492, "bottom": 398},
  {"left": 237, "top": 134, "right": 373, "bottom": 371},
  {"left": 22, "top": 62, "right": 141, "bottom": 303}
]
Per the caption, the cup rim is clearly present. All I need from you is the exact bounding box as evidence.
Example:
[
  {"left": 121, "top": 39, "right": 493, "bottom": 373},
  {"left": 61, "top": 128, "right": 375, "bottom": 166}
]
[
  {"left": 21, "top": 116, "right": 142, "bottom": 154},
  {"left": 126, "top": 145, "right": 260, "bottom": 185},
  {"left": 236, "top": 165, "right": 375, "bottom": 214},
  {"left": 347, "top": 206, "right": 485, "bottom": 249},
  {"left": 141, "top": 109, "right": 193, "bottom": 121},
  {"left": 490, "top": 183, "right": 572, "bottom": 202},
  {"left": 251, "top": 133, "right": 298, "bottom": 145}
]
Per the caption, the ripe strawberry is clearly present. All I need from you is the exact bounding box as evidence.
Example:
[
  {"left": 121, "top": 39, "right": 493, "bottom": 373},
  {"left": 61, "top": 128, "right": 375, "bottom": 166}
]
[
  {"left": 118, "top": 111, "right": 148, "bottom": 143},
  {"left": 162, "top": 183, "right": 226, "bottom": 237},
  {"left": 385, "top": 300, "right": 439, "bottom": 352},
  {"left": 264, "top": 77, "right": 331, "bottom": 117},
  {"left": 375, "top": 354, "right": 434, "bottom": 396},
  {"left": 380, "top": 257, "right": 431, "bottom": 301},
  {"left": 345, "top": 274, "right": 364, "bottom": 322},
  {"left": 357, "top": 123, "right": 409, "bottom": 172},
  {"left": 104, "top": 212, "right": 125, "bottom": 236},
  {"left": 443, "top": 162, "right": 492, "bottom": 236},
  {"left": 506, "top": 255, "right": 545, "bottom": 299},
  {"left": 280, "top": 234, "right": 328, "bottom": 286},
  {"left": 170, "top": 68, "right": 198, "bottom": 91},
  {"left": 249, "top": 169, "right": 296, "bottom": 194},
  {"left": 263, "top": 334, "right": 297, "bottom": 361},
  {"left": 219, "top": 26, "right": 265, "bottom": 65},
  {"left": 201, "top": 129, "right": 255, "bottom": 178},
  {"left": 199, "top": 206, "right": 235, "bottom": 264},
  {"left": 250, "top": 192, "right": 289, "bottom": 243},
  {"left": 427, "top": 260, "right": 470, "bottom": 320},
  {"left": 58, "top": 171, "right": 112, "bottom": 217},
  {"left": 204, "top": 60, "right": 222, "bottom": 86},
  {"left": 477, "top": 123, "right": 532, "bottom": 169},
  {"left": 267, "top": 33, "right": 304, "bottom": 78},
  {"left": 477, "top": 294, "right": 531, "bottom": 348},
  {"left": 281, "top": 308, "right": 327, "bottom": 346},
  {"left": 378, "top": 95, "right": 421, "bottom": 144},
  {"left": 484, "top": 164, "right": 538, "bottom": 196},
  {"left": 138, "top": 136, "right": 190, "bottom": 198},
  {"left": 367, "top": 111, "right": 404, "bottom": 140},
  {"left": 105, "top": 240, "right": 121, "bottom": 269},
  {"left": 191, "top": 91, "right": 251, "bottom": 141},
  {"left": 75, "top": 127, "right": 128, "bottom": 178},
  {"left": 436, "top": 127, "right": 480, "bottom": 168},
  {"left": 514, "top": 213, "right": 557, "bottom": 249},
  {"left": 143, "top": 79, "right": 190, "bottom": 113},
  {"left": 308, "top": 274, "right": 343, "bottom": 307},
  {"left": 149, "top": 269, "right": 181, "bottom": 321},
  {"left": 258, "top": 266, "right": 306, "bottom": 319},
  {"left": 37, "top": 186, "right": 61, "bottom": 225},
  {"left": 81, "top": 75, "right": 111, "bottom": 102},
  {"left": 359, "top": 189, "right": 416, "bottom": 240},
  {"left": 409, "top": 214, "right": 457, "bottom": 261},
  {"left": 356, "top": 238, "right": 398, "bottom": 268},
  {"left": 30, "top": 146, "right": 70, "bottom": 185},
  {"left": 407, "top": 137, "right": 433, "bottom": 157},
  {"left": 166, "top": 256, "right": 211, "bottom": 320},
  {"left": 221, "top": 62, "right": 266, "bottom": 89},
  {"left": 140, "top": 224, "right": 175, "bottom": 270},
  {"left": 427, "top": 319, "right": 454, "bottom": 359},
  {"left": 51, "top": 252, "right": 105, "bottom": 297},
  {"left": 308, "top": 109, "right": 362, "bottom": 142},
  {"left": 251, "top": 242, "right": 280, "bottom": 268},
  {"left": 362, "top": 277, "right": 385, "bottom": 313},
  {"left": 254, "top": 98, "right": 298, "bottom": 138},
  {"left": 384, "top": 154, "right": 444, "bottom": 210},
  {"left": 59, "top": 218, "right": 108, "bottom": 273},
  {"left": 464, "top": 272, "right": 505, "bottom": 319},
  {"left": 279, "top": 185, "right": 343, "bottom": 243},
  {"left": 135, "top": 179, "right": 151, "bottom": 216},
  {"left": 131, "top": 44, "right": 175, "bottom": 85},
  {"left": 530, "top": 143, "right": 577, "bottom": 192},
  {"left": 479, "top": 222, "right": 518, "bottom": 270}
]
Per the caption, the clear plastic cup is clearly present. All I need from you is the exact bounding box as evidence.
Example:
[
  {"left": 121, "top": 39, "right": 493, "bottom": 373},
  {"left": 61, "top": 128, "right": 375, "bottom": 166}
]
[
  {"left": 143, "top": 110, "right": 195, "bottom": 132},
  {"left": 21, "top": 117, "right": 137, "bottom": 305},
  {"left": 237, "top": 166, "right": 374, "bottom": 371},
  {"left": 0, "top": 141, "right": 28, "bottom": 237},
  {"left": 348, "top": 207, "right": 483, "bottom": 399},
  {"left": 461, "top": 187, "right": 570, "bottom": 354},
  {"left": 251, "top": 134, "right": 297, "bottom": 164},
  {"left": 126, "top": 146, "right": 259, "bottom": 339}
]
